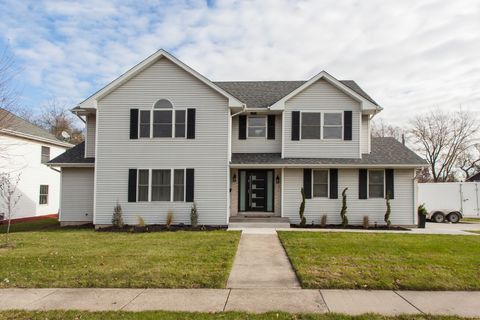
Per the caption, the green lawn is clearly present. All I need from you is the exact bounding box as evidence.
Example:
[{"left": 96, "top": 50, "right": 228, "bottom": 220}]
[
  {"left": 462, "top": 217, "right": 480, "bottom": 223},
  {"left": 0, "top": 218, "right": 60, "bottom": 233},
  {"left": 467, "top": 230, "right": 480, "bottom": 234},
  {"left": 0, "top": 311, "right": 474, "bottom": 320},
  {"left": 278, "top": 232, "right": 480, "bottom": 290},
  {"left": 0, "top": 222, "right": 240, "bottom": 288}
]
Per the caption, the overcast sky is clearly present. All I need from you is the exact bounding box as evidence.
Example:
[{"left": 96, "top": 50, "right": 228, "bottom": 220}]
[{"left": 1, "top": 0, "right": 479, "bottom": 125}]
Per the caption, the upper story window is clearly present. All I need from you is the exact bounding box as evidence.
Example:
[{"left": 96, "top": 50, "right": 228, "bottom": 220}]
[
  {"left": 41, "top": 146, "right": 50, "bottom": 164},
  {"left": 138, "top": 99, "right": 187, "bottom": 139},
  {"left": 247, "top": 116, "right": 266, "bottom": 138},
  {"left": 299, "top": 111, "right": 343, "bottom": 140},
  {"left": 323, "top": 112, "right": 343, "bottom": 139},
  {"left": 301, "top": 112, "right": 321, "bottom": 139},
  {"left": 39, "top": 185, "right": 49, "bottom": 204},
  {"left": 369, "top": 170, "right": 384, "bottom": 198}
]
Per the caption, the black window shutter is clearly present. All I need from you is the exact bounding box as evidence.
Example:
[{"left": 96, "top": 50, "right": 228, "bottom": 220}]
[
  {"left": 292, "top": 111, "right": 300, "bottom": 141},
  {"left": 329, "top": 169, "right": 338, "bottom": 199},
  {"left": 128, "top": 169, "right": 137, "bottom": 202},
  {"left": 130, "top": 109, "right": 139, "bottom": 139},
  {"left": 186, "top": 168, "right": 195, "bottom": 202},
  {"left": 359, "top": 169, "right": 368, "bottom": 199},
  {"left": 385, "top": 169, "right": 395, "bottom": 199},
  {"left": 238, "top": 115, "right": 247, "bottom": 140},
  {"left": 187, "top": 108, "right": 196, "bottom": 139},
  {"left": 344, "top": 111, "right": 352, "bottom": 141},
  {"left": 303, "top": 169, "right": 312, "bottom": 199},
  {"left": 267, "top": 115, "right": 276, "bottom": 140}
]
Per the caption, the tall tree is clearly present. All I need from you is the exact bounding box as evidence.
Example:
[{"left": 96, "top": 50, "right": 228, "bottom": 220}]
[
  {"left": 0, "top": 45, "right": 18, "bottom": 131},
  {"left": 410, "top": 109, "right": 479, "bottom": 182},
  {"left": 35, "top": 99, "right": 84, "bottom": 144},
  {"left": 457, "top": 144, "right": 480, "bottom": 180}
]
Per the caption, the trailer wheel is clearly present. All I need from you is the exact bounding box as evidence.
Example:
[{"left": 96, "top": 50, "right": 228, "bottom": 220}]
[
  {"left": 447, "top": 212, "right": 461, "bottom": 223},
  {"left": 432, "top": 212, "right": 445, "bottom": 223}
]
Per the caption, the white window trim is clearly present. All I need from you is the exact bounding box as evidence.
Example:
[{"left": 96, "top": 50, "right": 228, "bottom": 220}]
[
  {"left": 298, "top": 111, "right": 345, "bottom": 141},
  {"left": 300, "top": 111, "right": 321, "bottom": 140},
  {"left": 152, "top": 109, "right": 174, "bottom": 139},
  {"left": 247, "top": 115, "right": 267, "bottom": 139},
  {"left": 137, "top": 168, "right": 187, "bottom": 203},
  {"left": 367, "top": 169, "right": 386, "bottom": 199},
  {"left": 137, "top": 101, "right": 188, "bottom": 139},
  {"left": 174, "top": 109, "right": 187, "bottom": 138},
  {"left": 312, "top": 169, "right": 330, "bottom": 198},
  {"left": 322, "top": 111, "right": 344, "bottom": 140},
  {"left": 41, "top": 146, "right": 50, "bottom": 164},
  {"left": 39, "top": 184, "right": 49, "bottom": 205}
]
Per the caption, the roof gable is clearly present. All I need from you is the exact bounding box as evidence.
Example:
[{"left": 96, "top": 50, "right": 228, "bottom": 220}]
[
  {"left": 77, "top": 49, "right": 244, "bottom": 109},
  {"left": 270, "top": 71, "right": 381, "bottom": 111}
]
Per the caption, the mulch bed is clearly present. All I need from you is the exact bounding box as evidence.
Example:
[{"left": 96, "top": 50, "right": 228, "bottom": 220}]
[
  {"left": 291, "top": 224, "right": 410, "bottom": 231},
  {"left": 97, "top": 224, "right": 227, "bottom": 233}
]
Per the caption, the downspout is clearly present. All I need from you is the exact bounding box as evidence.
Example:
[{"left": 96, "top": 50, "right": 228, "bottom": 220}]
[{"left": 231, "top": 104, "right": 247, "bottom": 118}]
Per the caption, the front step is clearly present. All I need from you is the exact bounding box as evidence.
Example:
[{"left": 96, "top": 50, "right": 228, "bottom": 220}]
[{"left": 228, "top": 217, "right": 291, "bottom": 229}]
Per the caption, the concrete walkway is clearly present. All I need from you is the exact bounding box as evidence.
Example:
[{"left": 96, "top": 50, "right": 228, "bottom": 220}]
[
  {"left": 226, "top": 228, "right": 300, "bottom": 288},
  {"left": 2, "top": 288, "right": 480, "bottom": 317}
]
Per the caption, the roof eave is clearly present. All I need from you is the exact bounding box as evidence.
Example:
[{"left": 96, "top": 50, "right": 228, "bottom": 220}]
[
  {"left": 230, "top": 163, "right": 426, "bottom": 169},
  {"left": 0, "top": 129, "right": 73, "bottom": 148},
  {"left": 46, "top": 162, "right": 95, "bottom": 168}
]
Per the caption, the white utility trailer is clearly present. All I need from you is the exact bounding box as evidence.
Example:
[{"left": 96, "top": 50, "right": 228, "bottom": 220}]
[{"left": 418, "top": 182, "right": 480, "bottom": 223}]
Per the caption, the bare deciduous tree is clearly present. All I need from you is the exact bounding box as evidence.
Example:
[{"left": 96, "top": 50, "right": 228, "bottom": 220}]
[
  {"left": 35, "top": 99, "right": 84, "bottom": 144},
  {"left": 0, "top": 45, "right": 19, "bottom": 131},
  {"left": 371, "top": 118, "right": 406, "bottom": 143},
  {"left": 457, "top": 144, "right": 480, "bottom": 180},
  {"left": 0, "top": 173, "right": 21, "bottom": 247},
  {"left": 410, "top": 109, "right": 479, "bottom": 182}
]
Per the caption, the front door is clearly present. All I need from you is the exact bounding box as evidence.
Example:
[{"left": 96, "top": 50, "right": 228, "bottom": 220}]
[{"left": 238, "top": 170, "right": 274, "bottom": 212}]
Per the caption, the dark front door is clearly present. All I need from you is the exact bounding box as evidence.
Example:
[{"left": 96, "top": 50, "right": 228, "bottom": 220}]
[{"left": 238, "top": 170, "right": 274, "bottom": 212}]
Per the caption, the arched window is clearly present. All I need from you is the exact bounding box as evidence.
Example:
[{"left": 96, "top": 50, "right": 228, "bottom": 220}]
[{"left": 154, "top": 99, "right": 173, "bottom": 109}]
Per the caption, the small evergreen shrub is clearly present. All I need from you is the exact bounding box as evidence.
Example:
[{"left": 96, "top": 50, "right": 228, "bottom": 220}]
[
  {"left": 385, "top": 193, "right": 392, "bottom": 228},
  {"left": 299, "top": 188, "right": 306, "bottom": 227},
  {"left": 320, "top": 215, "right": 327, "bottom": 228},
  {"left": 418, "top": 203, "right": 428, "bottom": 216},
  {"left": 340, "top": 187, "right": 348, "bottom": 227},
  {"left": 363, "top": 216, "right": 370, "bottom": 229},
  {"left": 166, "top": 210, "right": 174, "bottom": 229},
  {"left": 112, "top": 202, "right": 124, "bottom": 228},
  {"left": 190, "top": 203, "right": 198, "bottom": 227}
]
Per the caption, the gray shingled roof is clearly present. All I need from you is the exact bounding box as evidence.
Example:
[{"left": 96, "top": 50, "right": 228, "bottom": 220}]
[
  {"left": 231, "top": 137, "right": 426, "bottom": 166},
  {"left": 48, "top": 142, "right": 94, "bottom": 164},
  {"left": 0, "top": 108, "right": 66, "bottom": 145},
  {"left": 214, "top": 80, "right": 378, "bottom": 108}
]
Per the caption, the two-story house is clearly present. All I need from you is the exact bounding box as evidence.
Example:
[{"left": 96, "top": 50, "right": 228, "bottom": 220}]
[
  {"left": 0, "top": 108, "right": 72, "bottom": 221},
  {"left": 48, "top": 50, "right": 425, "bottom": 227}
]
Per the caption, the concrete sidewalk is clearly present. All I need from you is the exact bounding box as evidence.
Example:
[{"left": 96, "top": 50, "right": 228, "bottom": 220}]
[{"left": 1, "top": 288, "right": 480, "bottom": 317}]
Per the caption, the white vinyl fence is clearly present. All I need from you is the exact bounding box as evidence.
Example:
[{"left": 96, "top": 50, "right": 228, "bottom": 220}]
[{"left": 418, "top": 182, "right": 480, "bottom": 217}]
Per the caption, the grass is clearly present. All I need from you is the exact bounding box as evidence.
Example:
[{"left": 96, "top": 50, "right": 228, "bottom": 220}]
[
  {"left": 0, "top": 311, "right": 475, "bottom": 320},
  {"left": 466, "top": 230, "right": 480, "bottom": 234},
  {"left": 0, "top": 218, "right": 60, "bottom": 233},
  {"left": 278, "top": 232, "right": 480, "bottom": 290},
  {"left": 462, "top": 217, "right": 480, "bottom": 223},
  {"left": 0, "top": 221, "right": 240, "bottom": 288}
]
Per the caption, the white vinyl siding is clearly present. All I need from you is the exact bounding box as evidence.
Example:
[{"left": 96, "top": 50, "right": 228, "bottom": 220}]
[
  {"left": 85, "top": 115, "right": 96, "bottom": 157},
  {"left": 60, "top": 168, "right": 94, "bottom": 223},
  {"left": 361, "top": 114, "right": 370, "bottom": 154},
  {"left": 283, "top": 79, "right": 361, "bottom": 158},
  {"left": 95, "top": 57, "right": 228, "bottom": 225},
  {"left": 282, "top": 168, "right": 416, "bottom": 226},
  {"left": 231, "top": 114, "right": 282, "bottom": 153}
]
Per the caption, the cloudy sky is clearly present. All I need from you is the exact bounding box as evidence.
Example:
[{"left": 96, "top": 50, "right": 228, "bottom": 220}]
[{"left": 0, "top": 0, "right": 479, "bottom": 125}]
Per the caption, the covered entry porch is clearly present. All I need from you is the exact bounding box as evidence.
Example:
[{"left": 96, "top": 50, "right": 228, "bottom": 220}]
[{"left": 230, "top": 168, "right": 282, "bottom": 218}]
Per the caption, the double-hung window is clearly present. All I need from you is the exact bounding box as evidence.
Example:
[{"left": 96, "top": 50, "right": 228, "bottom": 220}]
[
  {"left": 369, "top": 170, "right": 384, "bottom": 198},
  {"left": 153, "top": 110, "right": 172, "bottom": 137},
  {"left": 301, "top": 112, "right": 321, "bottom": 139},
  {"left": 151, "top": 169, "right": 171, "bottom": 201},
  {"left": 313, "top": 170, "right": 329, "bottom": 197},
  {"left": 247, "top": 116, "right": 266, "bottom": 138},
  {"left": 323, "top": 112, "right": 343, "bottom": 139},
  {"left": 173, "top": 169, "right": 185, "bottom": 201},
  {"left": 138, "top": 169, "right": 149, "bottom": 201},
  {"left": 175, "top": 110, "right": 186, "bottom": 138},
  {"left": 41, "top": 146, "right": 50, "bottom": 164},
  {"left": 139, "top": 111, "right": 151, "bottom": 138},
  {"left": 39, "top": 185, "right": 49, "bottom": 204}
]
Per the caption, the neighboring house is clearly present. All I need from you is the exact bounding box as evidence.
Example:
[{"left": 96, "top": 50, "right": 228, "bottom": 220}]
[
  {"left": 48, "top": 49, "right": 426, "bottom": 227},
  {"left": 0, "top": 109, "right": 72, "bottom": 220},
  {"left": 467, "top": 172, "right": 480, "bottom": 182}
]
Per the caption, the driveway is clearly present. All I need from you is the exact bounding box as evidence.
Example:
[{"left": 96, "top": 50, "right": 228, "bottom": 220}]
[{"left": 424, "top": 221, "right": 480, "bottom": 234}]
